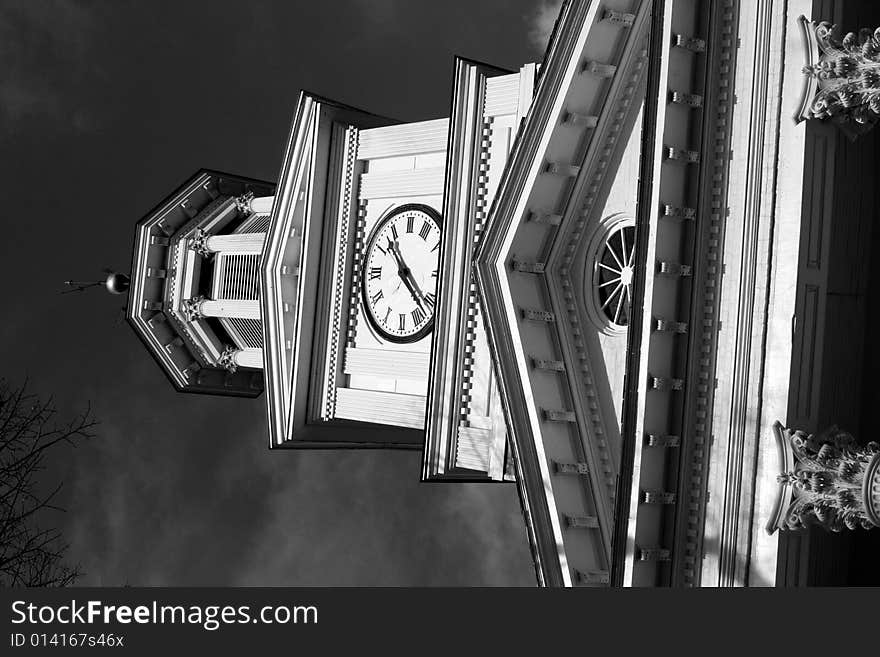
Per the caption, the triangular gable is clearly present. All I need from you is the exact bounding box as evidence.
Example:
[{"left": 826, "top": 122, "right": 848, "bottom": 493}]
[
  {"left": 261, "top": 94, "right": 317, "bottom": 447},
  {"left": 261, "top": 93, "right": 403, "bottom": 448},
  {"left": 476, "top": 0, "right": 651, "bottom": 586}
]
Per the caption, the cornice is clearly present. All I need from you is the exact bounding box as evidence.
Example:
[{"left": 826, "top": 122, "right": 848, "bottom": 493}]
[
  {"left": 612, "top": 0, "right": 686, "bottom": 587},
  {"left": 671, "top": 0, "right": 740, "bottom": 588},
  {"left": 704, "top": 0, "right": 801, "bottom": 588}
]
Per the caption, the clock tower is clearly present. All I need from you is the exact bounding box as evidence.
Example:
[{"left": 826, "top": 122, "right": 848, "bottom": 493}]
[
  {"left": 260, "top": 61, "right": 536, "bottom": 458},
  {"left": 127, "top": 57, "right": 536, "bottom": 465},
  {"left": 118, "top": 0, "right": 855, "bottom": 587}
]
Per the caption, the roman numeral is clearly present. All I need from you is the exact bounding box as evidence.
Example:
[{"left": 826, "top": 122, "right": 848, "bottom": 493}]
[
  {"left": 419, "top": 222, "right": 431, "bottom": 240},
  {"left": 424, "top": 292, "right": 436, "bottom": 308},
  {"left": 406, "top": 216, "right": 414, "bottom": 233},
  {"left": 368, "top": 267, "right": 382, "bottom": 281},
  {"left": 376, "top": 244, "right": 387, "bottom": 256},
  {"left": 383, "top": 307, "right": 392, "bottom": 324},
  {"left": 412, "top": 307, "right": 426, "bottom": 325},
  {"left": 398, "top": 314, "right": 406, "bottom": 331},
  {"left": 431, "top": 268, "right": 438, "bottom": 278},
  {"left": 431, "top": 241, "right": 440, "bottom": 253},
  {"left": 370, "top": 290, "right": 384, "bottom": 305},
  {"left": 390, "top": 224, "right": 398, "bottom": 239}
]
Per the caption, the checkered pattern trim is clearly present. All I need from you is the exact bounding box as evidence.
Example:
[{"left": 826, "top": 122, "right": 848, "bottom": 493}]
[
  {"left": 325, "top": 127, "right": 358, "bottom": 418},
  {"left": 345, "top": 199, "right": 368, "bottom": 349},
  {"left": 458, "top": 117, "right": 493, "bottom": 427}
]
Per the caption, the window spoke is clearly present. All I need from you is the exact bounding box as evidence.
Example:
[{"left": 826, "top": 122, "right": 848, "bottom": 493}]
[
  {"left": 600, "top": 282, "right": 623, "bottom": 310},
  {"left": 605, "top": 241, "right": 624, "bottom": 269},
  {"left": 593, "top": 223, "right": 636, "bottom": 328},
  {"left": 613, "top": 288, "right": 625, "bottom": 324}
]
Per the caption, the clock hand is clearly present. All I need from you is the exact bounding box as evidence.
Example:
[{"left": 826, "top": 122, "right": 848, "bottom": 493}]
[
  {"left": 388, "top": 237, "right": 405, "bottom": 268},
  {"left": 402, "top": 273, "right": 426, "bottom": 311},
  {"left": 389, "top": 241, "right": 427, "bottom": 311},
  {"left": 403, "top": 268, "right": 426, "bottom": 305},
  {"left": 386, "top": 240, "right": 411, "bottom": 294}
]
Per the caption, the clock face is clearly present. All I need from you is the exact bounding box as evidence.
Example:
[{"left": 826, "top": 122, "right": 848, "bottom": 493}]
[{"left": 361, "top": 204, "right": 442, "bottom": 343}]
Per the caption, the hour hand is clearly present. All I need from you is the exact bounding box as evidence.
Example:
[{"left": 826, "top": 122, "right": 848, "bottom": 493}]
[
  {"left": 388, "top": 238, "right": 404, "bottom": 267},
  {"left": 389, "top": 239, "right": 408, "bottom": 269}
]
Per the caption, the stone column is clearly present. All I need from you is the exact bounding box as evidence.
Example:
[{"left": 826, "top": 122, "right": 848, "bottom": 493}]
[
  {"left": 198, "top": 299, "right": 261, "bottom": 320},
  {"left": 233, "top": 348, "right": 263, "bottom": 369},
  {"left": 767, "top": 422, "right": 880, "bottom": 533},
  {"left": 190, "top": 229, "right": 266, "bottom": 257},
  {"left": 204, "top": 232, "right": 266, "bottom": 254},
  {"left": 235, "top": 191, "right": 275, "bottom": 215},
  {"left": 182, "top": 296, "right": 261, "bottom": 320},
  {"left": 217, "top": 346, "right": 263, "bottom": 372}
]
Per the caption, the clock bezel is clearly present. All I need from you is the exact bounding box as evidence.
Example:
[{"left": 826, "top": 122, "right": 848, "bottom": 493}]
[{"left": 360, "top": 203, "right": 442, "bottom": 345}]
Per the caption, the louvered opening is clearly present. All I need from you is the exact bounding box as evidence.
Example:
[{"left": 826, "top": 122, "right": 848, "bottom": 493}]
[
  {"left": 221, "top": 317, "right": 264, "bottom": 350},
  {"left": 213, "top": 253, "right": 261, "bottom": 300},
  {"left": 235, "top": 213, "right": 272, "bottom": 234}
]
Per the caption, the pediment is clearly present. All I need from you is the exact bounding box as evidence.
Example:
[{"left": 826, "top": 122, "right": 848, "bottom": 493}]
[
  {"left": 259, "top": 93, "right": 411, "bottom": 448},
  {"left": 475, "top": 0, "right": 651, "bottom": 586}
]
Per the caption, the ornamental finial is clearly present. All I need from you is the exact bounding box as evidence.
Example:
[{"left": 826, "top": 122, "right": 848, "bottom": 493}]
[{"left": 62, "top": 270, "right": 130, "bottom": 295}]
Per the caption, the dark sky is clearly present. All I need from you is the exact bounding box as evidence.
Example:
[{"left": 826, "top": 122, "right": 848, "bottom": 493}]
[{"left": 1, "top": 0, "right": 562, "bottom": 585}]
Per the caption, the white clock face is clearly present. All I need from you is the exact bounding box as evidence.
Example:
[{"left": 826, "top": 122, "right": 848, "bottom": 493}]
[{"left": 362, "top": 204, "right": 441, "bottom": 343}]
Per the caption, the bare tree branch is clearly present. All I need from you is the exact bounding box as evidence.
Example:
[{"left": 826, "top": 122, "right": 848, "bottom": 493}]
[{"left": 0, "top": 379, "right": 96, "bottom": 587}]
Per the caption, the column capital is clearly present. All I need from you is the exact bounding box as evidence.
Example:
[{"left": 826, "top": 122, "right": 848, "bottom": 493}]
[
  {"left": 217, "top": 345, "right": 240, "bottom": 373},
  {"left": 768, "top": 422, "right": 880, "bottom": 534},
  {"left": 235, "top": 191, "right": 255, "bottom": 215},
  {"left": 181, "top": 295, "right": 206, "bottom": 321},
  {"left": 188, "top": 228, "right": 213, "bottom": 258},
  {"left": 799, "top": 19, "right": 880, "bottom": 137}
]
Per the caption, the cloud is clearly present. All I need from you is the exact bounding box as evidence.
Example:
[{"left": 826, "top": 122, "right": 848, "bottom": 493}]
[
  {"left": 528, "top": 0, "right": 564, "bottom": 53},
  {"left": 0, "top": 1, "right": 101, "bottom": 135},
  {"left": 59, "top": 356, "right": 532, "bottom": 586}
]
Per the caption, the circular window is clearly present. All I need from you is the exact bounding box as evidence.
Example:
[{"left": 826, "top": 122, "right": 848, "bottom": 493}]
[{"left": 585, "top": 214, "right": 636, "bottom": 335}]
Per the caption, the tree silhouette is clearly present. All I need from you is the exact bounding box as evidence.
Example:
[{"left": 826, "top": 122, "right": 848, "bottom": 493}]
[{"left": 0, "top": 379, "right": 96, "bottom": 586}]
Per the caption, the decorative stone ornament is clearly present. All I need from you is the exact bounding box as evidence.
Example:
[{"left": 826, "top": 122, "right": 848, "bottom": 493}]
[
  {"left": 181, "top": 296, "right": 206, "bottom": 321},
  {"left": 217, "top": 345, "right": 239, "bottom": 373},
  {"left": 798, "top": 17, "right": 880, "bottom": 137},
  {"left": 767, "top": 422, "right": 880, "bottom": 534},
  {"left": 234, "top": 191, "right": 255, "bottom": 215},
  {"left": 584, "top": 213, "right": 636, "bottom": 334},
  {"left": 188, "top": 228, "right": 212, "bottom": 258}
]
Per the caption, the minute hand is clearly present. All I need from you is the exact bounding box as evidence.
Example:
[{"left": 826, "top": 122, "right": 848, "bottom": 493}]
[{"left": 390, "top": 241, "right": 426, "bottom": 309}]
